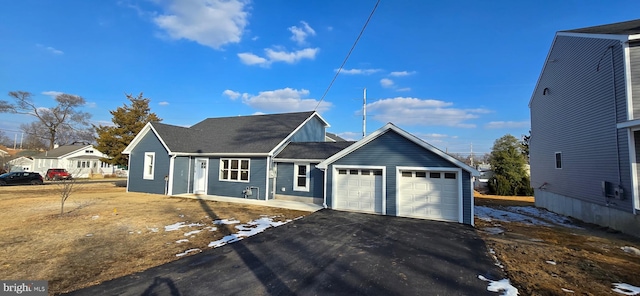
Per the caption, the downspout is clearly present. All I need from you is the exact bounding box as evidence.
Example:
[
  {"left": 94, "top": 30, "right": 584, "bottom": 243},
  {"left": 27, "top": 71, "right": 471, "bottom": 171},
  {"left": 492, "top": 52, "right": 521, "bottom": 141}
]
[
  {"left": 167, "top": 154, "right": 177, "bottom": 195},
  {"left": 322, "top": 166, "right": 328, "bottom": 208},
  {"left": 611, "top": 45, "right": 622, "bottom": 186}
]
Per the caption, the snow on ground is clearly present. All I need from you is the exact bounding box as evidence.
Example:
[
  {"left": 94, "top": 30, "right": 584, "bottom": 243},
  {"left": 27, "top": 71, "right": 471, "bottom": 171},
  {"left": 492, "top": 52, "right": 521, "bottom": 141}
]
[
  {"left": 176, "top": 239, "right": 189, "bottom": 243},
  {"left": 612, "top": 283, "right": 640, "bottom": 295},
  {"left": 621, "top": 246, "right": 640, "bottom": 256},
  {"left": 546, "top": 260, "right": 556, "bottom": 265},
  {"left": 475, "top": 206, "right": 580, "bottom": 228},
  {"left": 184, "top": 230, "right": 202, "bottom": 236},
  {"left": 208, "top": 216, "right": 291, "bottom": 248},
  {"left": 213, "top": 219, "right": 240, "bottom": 225},
  {"left": 562, "top": 288, "right": 575, "bottom": 293},
  {"left": 164, "top": 222, "right": 204, "bottom": 232},
  {"left": 176, "top": 248, "right": 201, "bottom": 257},
  {"left": 478, "top": 275, "right": 518, "bottom": 296}
]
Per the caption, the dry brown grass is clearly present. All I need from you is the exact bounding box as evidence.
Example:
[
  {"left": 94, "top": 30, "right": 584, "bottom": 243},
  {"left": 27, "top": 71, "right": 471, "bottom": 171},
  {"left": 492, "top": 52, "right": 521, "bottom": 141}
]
[
  {"left": 0, "top": 182, "right": 309, "bottom": 295},
  {"left": 475, "top": 192, "right": 640, "bottom": 295}
]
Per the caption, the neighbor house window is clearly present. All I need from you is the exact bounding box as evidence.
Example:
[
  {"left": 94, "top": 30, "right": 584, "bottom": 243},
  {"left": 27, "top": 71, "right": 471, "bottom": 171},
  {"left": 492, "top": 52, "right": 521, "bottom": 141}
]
[
  {"left": 220, "top": 158, "right": 250, "bottom": 182},
  {"left": 144, "top": 152, "right": 155, "bottom": 180},
  {"left": 294, "top": 163, "right": 310, "bottom": 192},
  {"left": 555, "top": 152, "right": 562, "bottom": 169}
]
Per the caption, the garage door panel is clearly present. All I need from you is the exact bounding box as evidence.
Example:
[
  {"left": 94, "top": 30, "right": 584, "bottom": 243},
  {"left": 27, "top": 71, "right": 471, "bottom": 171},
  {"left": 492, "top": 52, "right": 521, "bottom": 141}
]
[
  {"left": 399, "top": 171, "right": 459, "bottom": 222},
  {"left": 335, "top": 169, "right": 383, "bottom": 213}
]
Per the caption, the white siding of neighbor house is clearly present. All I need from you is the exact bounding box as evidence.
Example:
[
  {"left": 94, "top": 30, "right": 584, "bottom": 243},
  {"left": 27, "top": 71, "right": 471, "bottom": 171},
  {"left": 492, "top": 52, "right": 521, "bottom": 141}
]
[{"left": 530, "top": 35, "right": 632, "bottom": 212}]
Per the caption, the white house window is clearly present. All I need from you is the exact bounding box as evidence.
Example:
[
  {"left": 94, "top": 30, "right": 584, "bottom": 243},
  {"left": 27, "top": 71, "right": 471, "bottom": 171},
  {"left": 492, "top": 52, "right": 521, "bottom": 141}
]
[
  {"left": 555, "top": 152, "right": 562, "bottom": 169},
  {"left": 220, "top": 158, "right": 249, "bottom": 182},
  {"left": 144, "top": 152, "right": 155, "bottom": 180},
  {"left": 294, "top": 163, "right": 310, "bottom": 192}
]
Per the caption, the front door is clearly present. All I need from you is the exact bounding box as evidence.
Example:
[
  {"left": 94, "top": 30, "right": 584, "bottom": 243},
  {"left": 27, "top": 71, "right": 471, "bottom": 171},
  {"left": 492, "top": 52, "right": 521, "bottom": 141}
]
[{"left": 193, "top": 158, "right": 208, "bottom": 194}]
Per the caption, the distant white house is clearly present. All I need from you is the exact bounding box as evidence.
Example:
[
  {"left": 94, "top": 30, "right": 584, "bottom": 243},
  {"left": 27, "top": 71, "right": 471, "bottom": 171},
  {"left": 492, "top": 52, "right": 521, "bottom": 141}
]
[
  {"left": 32, "top": 144, "right": 117, "bottom": 178},
  {"left": 7, "top": 156, "right": 34, "bottom": 172}
]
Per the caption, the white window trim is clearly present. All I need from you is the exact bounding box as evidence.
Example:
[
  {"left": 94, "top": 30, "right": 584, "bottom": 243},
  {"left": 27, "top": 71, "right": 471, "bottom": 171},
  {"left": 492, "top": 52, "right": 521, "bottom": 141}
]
[
  {"left": 219, "top": 158, "right": 250, "bottom": 182},
  {"left": 144, "top": 152, "right": 155, "bottom": 180},
  {"left": 555, "top": 152, "right": 562, "bottom": 169},
  {"left": 293, "top": 163, "right": 310, "bottom": 192}
]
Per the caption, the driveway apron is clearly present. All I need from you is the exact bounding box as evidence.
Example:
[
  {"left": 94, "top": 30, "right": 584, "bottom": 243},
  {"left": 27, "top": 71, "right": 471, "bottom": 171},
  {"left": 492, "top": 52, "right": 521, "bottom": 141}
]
[{"left": 65, "top": 209, "right": 505, "bottom": 296}]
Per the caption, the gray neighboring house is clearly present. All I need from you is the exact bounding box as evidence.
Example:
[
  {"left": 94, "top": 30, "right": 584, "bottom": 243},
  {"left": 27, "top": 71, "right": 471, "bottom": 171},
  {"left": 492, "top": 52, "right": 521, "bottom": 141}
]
[
  {"left": 123, "top": 111, "right": 478, "bottom": 225},
  {"left": 530, "top": 19, "right": 640, "bottom": 235}
]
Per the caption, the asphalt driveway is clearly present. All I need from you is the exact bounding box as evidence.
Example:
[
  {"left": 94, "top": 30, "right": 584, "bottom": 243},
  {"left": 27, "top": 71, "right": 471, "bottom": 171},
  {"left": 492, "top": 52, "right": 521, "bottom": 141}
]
[{"left": 66, "top": 209, "right": 505, "bottom": 296}]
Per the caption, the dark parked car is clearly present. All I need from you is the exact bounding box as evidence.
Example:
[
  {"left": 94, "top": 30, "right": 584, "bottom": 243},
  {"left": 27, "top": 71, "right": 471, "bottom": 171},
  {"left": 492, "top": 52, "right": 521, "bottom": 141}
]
[
  {"left": 45, "top": 168, "right": 72, "bottom": 181},
  {"left": 0, "top": 172, "right": 44, "bottom": 186}
]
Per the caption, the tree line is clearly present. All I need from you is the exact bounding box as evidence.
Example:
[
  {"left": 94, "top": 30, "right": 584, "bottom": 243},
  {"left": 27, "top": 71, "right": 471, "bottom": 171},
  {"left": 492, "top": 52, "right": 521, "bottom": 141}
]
[{"left": 0, "top": 91, "right": 161, "bottom": 168}]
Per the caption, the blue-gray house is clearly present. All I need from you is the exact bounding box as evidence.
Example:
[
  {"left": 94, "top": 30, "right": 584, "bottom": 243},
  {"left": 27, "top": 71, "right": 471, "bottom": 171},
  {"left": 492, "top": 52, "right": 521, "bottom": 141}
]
[
  {"left": 530, "top": 19, "right": 640, "bottom": 236},
  {"left": 123, "top": 111, "right": 478, "bottom": 225}
]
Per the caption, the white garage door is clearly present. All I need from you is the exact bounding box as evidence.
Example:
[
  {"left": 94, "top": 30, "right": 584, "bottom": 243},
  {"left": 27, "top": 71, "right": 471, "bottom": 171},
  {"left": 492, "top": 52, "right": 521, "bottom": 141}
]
[
  {"left": 399, "top": 171, "right": 459, "bottom": 221},
  {"left": 335, "top": 168, "right": 383, "bottom": 213}
]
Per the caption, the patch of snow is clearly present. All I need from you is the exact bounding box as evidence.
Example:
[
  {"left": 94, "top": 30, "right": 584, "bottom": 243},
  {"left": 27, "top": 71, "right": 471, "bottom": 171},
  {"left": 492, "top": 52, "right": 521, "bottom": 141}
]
[
  {"left": 562, "top": 288, "right": 574, "bottom": 293},
  {"left": 483, "top": 227, "right": 505, "bottom": 235},
  {"left": 612, "top": 283, "right": 640, "bottom": 295},
  {"left": 205, "top": 226, "right": 217, "bottom": 232},
  {"left": 85, "top": 233, "right": 93, "bottom": 237},
  {"left": 546, "top": 260, "right": 557, "bottom": 265},
  {"left": 91, "top": 215, "right": 99, "bottom": 220},
  {"left": 176, "top": 248, "right": 201, "bottom": 257},
  {"left": 475, "top": 206, "right": 580, "bottom": 229},
  {"left": 478, "top": 275, "right": 518, "bottom": 296},
  {"left": 176, "top": 239, "right": 189, "bottom": 243},
  {"left": 148, "top": 227, "right": 159, "bottom": 233},
  {"left": 293, "top": 216, "right": 304, "bottom": 220},
  {"left": 213, "top": 219, "right": 240, "bottom": 225},
  {"left": 621, "top": 246, "right": 640, "bottom": 256},
  {"left": 208, "top": 217, "right": 290, "bottom": 248},
  {"left": 164, "top": 222, "right": 204, "bottom": 232},
  {"left": 184, "top": 230, "right": 202, "bottom": 236},
  {"left": 487, "top": 248, "right": 504, "bottom": 269}
]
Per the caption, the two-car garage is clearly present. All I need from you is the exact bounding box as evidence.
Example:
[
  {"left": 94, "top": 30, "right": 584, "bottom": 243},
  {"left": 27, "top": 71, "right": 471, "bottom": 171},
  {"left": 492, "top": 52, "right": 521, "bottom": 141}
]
[{"left": 317, "top": 123, "right": 477, "bottom": 226}]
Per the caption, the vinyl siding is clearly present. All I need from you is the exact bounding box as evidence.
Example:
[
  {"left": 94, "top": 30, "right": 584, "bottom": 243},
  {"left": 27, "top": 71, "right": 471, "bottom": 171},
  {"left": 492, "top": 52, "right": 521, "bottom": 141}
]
[
  {"left": 289, "top": 116, "right": 326, "bottom": 142},
  {"left": 274, "top": 162, "right": 324, "bottom": 198},
  {"left": 530, "top": 35, "right": 632, "bottom": 212},
  {"left": 206, "top": 157, "right": 269, "bottom": 199},
  {"left": 128, "top": 131, "right": 170, "bottom": 195},
  {"left": 325, "top": 130, "right": 473, "bottom": 224},
  {"left": 630, "top": 43, "right": 640, "bottom": 118},
  {"left": 171, "top": 156, "right": 190, "bottom": 194}
]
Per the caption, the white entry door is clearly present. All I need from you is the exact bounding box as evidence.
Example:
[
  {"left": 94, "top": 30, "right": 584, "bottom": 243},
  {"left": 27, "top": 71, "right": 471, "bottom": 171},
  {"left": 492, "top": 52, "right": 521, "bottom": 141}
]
[{"left": 193, "top": 158, "right": 208, "bottom": 194}]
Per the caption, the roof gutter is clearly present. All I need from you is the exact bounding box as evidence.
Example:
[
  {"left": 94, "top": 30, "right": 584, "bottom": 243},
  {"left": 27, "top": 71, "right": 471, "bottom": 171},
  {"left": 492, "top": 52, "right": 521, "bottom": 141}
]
[{"left": 168, "top": 152, "right": 270, "bottom": 157}]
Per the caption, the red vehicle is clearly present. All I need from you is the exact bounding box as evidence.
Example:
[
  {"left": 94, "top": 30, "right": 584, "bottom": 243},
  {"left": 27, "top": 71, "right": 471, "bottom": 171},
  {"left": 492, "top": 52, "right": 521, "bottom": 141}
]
[{"left": 45, "top": 168, "right": 72, "bottom": 181}]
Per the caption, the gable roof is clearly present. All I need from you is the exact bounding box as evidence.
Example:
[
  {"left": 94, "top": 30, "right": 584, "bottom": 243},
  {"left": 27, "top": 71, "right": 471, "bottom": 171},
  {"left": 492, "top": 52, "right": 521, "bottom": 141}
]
[
  {"left": 562, "top": 19, "right": 640, "bottom": 36},
  {"left": 316, "top": 123, "right": 479, "bottom": 176},
  {"left": 33, "top": 145, "right": 93, "bottom": 159},
  {"left": 274, "top": 142, "right": 356, "bottom": 161},
  {"left": 123, "top": 111, "right": 329, "bottom": 155}
]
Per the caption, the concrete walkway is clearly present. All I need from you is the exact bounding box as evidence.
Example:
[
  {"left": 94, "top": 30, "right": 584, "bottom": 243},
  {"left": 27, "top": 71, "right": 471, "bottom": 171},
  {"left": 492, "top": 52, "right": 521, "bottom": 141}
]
[{"left": 173, "top": 193, "right": 324, "bottom": 212}]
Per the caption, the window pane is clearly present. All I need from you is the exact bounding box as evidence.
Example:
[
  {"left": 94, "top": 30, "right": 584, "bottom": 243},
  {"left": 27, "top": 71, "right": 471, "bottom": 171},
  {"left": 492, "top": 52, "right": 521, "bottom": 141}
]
[
  {"left": 231, "top": 171, "right": 238, "bottom": 180},
  {"left": 222, "top": 159, "right": 229, "bottom": 169},
  {"left": 361, "top": 170, "right": 371, "bottom": 175},
  {"left": 349, "top": 170, "right": 358, "bottom": 175},
  {"left": 402, "top": 171, "right": 412, "bottom": 177},
  {"left": 338, "top": 170, "right": 347, "bottom": 175},
  {"left": 298, "top": 165, "right": 307, "bottom": 175},
  {"left": 222, "top": 170, "right": 228, "bottom": 179},
  {"left": 444, "top": 173, "right": 456, "bottom": 179},
  {"left": 416, "top": 172, "right": 426, "bottom": 178},
  {"left": 240, "top": 171, "right": 249, "bottom": 181},
  {"left": 430, "top": 172, "right": 441, "bottom": 178},
  {"left": 297, "top": 176, "right": 306, "bottom": 187},
  {"left": 241, "top": 160, "right": 249, "bottom": 170},
  {"left": 231, "top": 160, "right": 239, "bottom": 169}
]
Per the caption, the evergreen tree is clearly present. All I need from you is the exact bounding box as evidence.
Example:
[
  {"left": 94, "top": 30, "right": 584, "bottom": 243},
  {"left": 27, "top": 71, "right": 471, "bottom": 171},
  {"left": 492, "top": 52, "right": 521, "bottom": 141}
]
[
  {"left": 488, "top": 134, "right": 533, "bottom": 196},
  {"left": 94, "top": 93, "right": 161, "bottom": 167}
]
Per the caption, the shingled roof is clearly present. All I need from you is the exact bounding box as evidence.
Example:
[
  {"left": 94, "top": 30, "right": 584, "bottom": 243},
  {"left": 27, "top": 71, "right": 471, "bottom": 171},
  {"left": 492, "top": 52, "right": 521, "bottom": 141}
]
[
  {"left": 148, "top": 111, "right": 322, "bottom": 154},
  {"left": 33, "top": 145, "right": 92, "bottom": 159},
  {"left": 275, "top": 142, "right": 355, "bottom": 160},
  {"left": 563, "top": 19, "right": 640, "bottom": 35}
]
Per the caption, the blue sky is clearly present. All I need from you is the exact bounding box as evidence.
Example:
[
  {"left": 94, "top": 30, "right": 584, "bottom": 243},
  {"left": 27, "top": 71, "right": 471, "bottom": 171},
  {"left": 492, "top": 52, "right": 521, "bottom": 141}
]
[{"left": 1, "top": 0, "right": 638, "bottom": 155}]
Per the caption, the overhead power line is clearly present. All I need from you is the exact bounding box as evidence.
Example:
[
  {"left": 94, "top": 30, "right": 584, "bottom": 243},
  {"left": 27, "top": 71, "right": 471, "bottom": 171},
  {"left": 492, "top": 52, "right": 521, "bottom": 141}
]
[{"left": 314, "top": 0, "right": 381, "bottom": 111}]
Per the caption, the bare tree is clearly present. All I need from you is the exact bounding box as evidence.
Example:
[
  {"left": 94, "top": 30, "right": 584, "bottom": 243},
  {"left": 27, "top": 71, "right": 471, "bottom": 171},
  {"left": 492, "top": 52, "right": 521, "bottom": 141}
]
[
  {"left": 0, "top": 91, "right": 92, "bottom": 150},
  {"left": 56, "top": 177, "right": 81, "bottom": 216}
]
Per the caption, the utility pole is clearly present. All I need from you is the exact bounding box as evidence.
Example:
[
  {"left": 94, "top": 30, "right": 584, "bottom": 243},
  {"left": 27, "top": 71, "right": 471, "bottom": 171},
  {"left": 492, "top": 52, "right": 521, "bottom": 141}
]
[
  {"left": 363, "top": 88, "right": 367, "bottom": 138},
  {"left": 470, "top": 143, "right": 474, "bottom": 167}
]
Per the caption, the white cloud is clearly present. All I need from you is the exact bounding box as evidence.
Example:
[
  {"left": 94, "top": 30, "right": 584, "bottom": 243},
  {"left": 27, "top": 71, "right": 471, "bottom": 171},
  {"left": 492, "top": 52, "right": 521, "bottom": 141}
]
[
  {"left": 365, "top": 97, "right": 491, "bottom": 128},
  {"left": 37, "top": 44, "right": 64, "bottom": 55},
  {"left": 41, "top": 91, "right": 63, "bottom": 98},
  {"left": 159, "top": 101, "right": 170, "bottom": 106},
  {"left": 86, "top": 102, "right": 97, "bottom": 108},
  {"left": 238, "top": 48, "right": 319, "bottom": 66},
  {"left": 390, "top": 71, "right": 416, "bottom": 77},
  {"left": 336, "top": 131, "right": 360, "bottom": 141},
  {"left": 380, "top": 78, "right": 394, "bottom": 88},
  {"left": 222, "top": 89, "right": 241, "bottom": 100},
  {"left": 153, "top": 0, "right": 249, "bottom": 49},
  {"left": 340, "top": 68, "right": 382, "bottom": 75},
  {"left": 485, "top": 121, "right": 530, "bottom": 129},
  {"left": 235, "top": 88, "right": 331, "bottom": 112},
  {"left": 397, "top": 87, "right": 411, "bottom": 92},
  {"left": 289, "top": 21, "right": 316, "bottom": 45}
]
